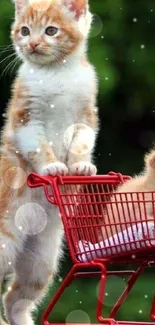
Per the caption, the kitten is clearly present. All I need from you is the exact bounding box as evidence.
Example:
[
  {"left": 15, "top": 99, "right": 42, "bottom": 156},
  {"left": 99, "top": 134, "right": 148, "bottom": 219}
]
[
  {"left": 0, "top": 0, "right": 99, "bottom": 324},
  {"left": 102, "top": 150, "right": 155, "bottom": 241}
]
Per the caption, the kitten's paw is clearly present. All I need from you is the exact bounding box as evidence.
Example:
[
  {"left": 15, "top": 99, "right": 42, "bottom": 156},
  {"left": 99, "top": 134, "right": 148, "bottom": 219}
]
[
  {"left": 69, "top": 162, "right": 97, "bottom": 176},
  {"left": 39, "top": 162, "right": 68, "bottom": 176}
]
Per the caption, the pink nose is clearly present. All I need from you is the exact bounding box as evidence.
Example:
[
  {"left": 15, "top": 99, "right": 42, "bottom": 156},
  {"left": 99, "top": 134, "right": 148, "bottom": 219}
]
[{"left": 29, "top": 42, "right": 40, "bottom": 50}]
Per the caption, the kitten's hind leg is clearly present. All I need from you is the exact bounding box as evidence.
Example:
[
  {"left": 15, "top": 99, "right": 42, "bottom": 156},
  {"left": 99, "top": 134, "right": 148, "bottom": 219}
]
[
  {"left": 0, "top": 232, "right": 20, "bottom": 325},
  {"left": 3, "top": 218, "right": 63, "bottom": 325}
]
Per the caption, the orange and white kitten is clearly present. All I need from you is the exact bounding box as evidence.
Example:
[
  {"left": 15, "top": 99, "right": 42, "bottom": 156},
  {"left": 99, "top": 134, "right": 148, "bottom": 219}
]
[
  {"left": 102, "top": 150, "right": 155, "bottom": 241},
  {"left": 0, "top": 0, "right": 98, "bottom": 324}
]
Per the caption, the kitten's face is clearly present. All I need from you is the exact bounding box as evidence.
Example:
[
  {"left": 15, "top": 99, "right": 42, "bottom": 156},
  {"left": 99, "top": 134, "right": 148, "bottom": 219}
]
[{"left": 12, "top": 0, "right": 92, "bottom": 65}]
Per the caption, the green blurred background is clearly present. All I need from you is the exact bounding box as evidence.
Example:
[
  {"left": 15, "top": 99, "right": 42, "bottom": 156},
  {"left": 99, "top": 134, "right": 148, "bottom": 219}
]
[{"left": 1, "top": 0, "right": 155, "bottom": 323}]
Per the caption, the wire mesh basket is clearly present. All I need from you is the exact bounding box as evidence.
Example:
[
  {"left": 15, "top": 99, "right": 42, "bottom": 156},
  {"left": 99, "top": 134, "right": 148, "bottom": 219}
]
[{"left": 27, "top": 172, "right": 155, "bottom": 263}]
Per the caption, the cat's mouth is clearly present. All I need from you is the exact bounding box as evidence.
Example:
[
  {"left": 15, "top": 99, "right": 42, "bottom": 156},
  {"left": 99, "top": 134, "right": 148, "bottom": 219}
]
[{"left": 30, "top": 50, "right": 43, "bottom": 56}]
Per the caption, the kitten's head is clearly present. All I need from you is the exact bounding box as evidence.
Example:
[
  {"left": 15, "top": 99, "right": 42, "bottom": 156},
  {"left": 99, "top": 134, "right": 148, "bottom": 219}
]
[{"left": 11, "top": 0, "right": 92, "bottom": 65}]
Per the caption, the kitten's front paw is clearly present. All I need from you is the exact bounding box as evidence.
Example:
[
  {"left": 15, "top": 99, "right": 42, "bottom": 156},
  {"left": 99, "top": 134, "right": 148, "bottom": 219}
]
[
  {"left": 69, "top": 162, "right": 97, "bottom": 176},
  {"left": 39, "top": 162, "right": 68, "bottom": 176}
]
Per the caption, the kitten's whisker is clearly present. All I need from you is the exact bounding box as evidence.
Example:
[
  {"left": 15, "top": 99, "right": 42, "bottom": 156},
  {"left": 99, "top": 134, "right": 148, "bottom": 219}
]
[
  {"left": 53, "top": 50, "right": 70, "bottom": 65},
  {"left": 0, "top": 50, "right": 15, "bottom": 57},
  {"left": 0, "top": 45, "right": 14, "bottom": 56},
  {"left": 0, "top": 44, "right": 13, "bottom": 49},
  {"left": 0, "top": 52, "right": 16, "bottom": 65},
  {"left": 10, "top": 57, "right": 20, "bottom": 75},
  {"left": 1, "top": 56, "right": 18, "bottom": 78}
]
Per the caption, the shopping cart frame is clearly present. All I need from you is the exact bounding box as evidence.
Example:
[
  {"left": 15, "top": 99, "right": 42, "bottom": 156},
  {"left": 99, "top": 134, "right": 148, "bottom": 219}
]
[{"left": 27, "top": 172, "right": 155, "bottom": 325}]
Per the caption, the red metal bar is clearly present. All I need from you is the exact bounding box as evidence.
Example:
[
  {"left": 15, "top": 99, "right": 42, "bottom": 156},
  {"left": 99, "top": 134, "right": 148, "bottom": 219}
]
[
  {"left": 73, "top": 270, "right": 135, "bottom": 279},
  {"left": 150, "top": 296, "right": 155, "bottom": 320},
  {"left": 27, "top": 173, "right": 131, "bottom": 187},
  {"left": 42, "top": 262, "right": 106, "bottom": 325},
  {"left": 109, "top": 265, "right": 146, "bottom": 318},
  {"left": 42, "top": 265, "right": 77, "bottom": 325},
  {"left": 44, "top": 323, "right": 155, "bottom": 325},
  {"left": 96, "top": 267, "right": 107, "bottom": 323}
]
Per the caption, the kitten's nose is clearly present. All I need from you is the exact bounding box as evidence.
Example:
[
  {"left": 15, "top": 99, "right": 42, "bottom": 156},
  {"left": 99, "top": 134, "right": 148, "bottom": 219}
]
[{"left": 29, "top": 42, "right": 40, "bottom": 50}]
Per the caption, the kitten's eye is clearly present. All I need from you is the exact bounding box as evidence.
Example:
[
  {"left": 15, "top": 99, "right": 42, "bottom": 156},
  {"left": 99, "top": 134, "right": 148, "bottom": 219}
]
[
  {"left": 45, "top": 26, "right": 58, "bottom": 36},
  {"left": 21, "top": 26, "right": 30, "bottom": 36}
]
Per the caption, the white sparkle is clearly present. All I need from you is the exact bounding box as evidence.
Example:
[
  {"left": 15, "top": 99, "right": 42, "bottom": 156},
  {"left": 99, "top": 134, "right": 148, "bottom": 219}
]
[
  {"left": 49, "top": 141, "right": 53, "bottom": 146},
  {"left": 106, "top": 57, "right": 108, "bottom": 60},
  {"left": 29, "top": 69, "right": 34, "bottom": 74},
  {"left": 21, "top": 119, "right": 24, "bottom": 123},
  {"left": 11, "top": 31, "right": 14, "bottom": 35},
  {"left": 94, "top": 108, "right": 97, "bottom": 112},
  {"left": 109, "top": 153, "right": 111, "bottom": 156},
  {"left": 140, "top": 44, "right": 145, "bottom": 49},
  {"left": 6, "top": 210, "right": 9, "bottom": 213},
  {"left": 105, "top": 292, "right": 108, "bottom": 296},
  {"left": 15, "top": 45, "right": 20, "bottom": 52},
  {"left": 50, "top": 104, "right": 55, "bottom": 108},
  {"left": 63, "top": 59, "right": 66, "bottom": 63},
  {"left": 120, "top": 7, "right": 122, "bottom": 10},
  {"left": 139, "top": 310, "right": 143, "bottom": 314},
  {"left": 18, "top": 226, "right": 22, "bottom": 230},
  {"left": 76, "top": 290, "right": 78, "bottom": 293},
  {"left": 16, "top": 151, "right": 19, "bottom": 154},
  {"left": 79, "top": 301, "right": 82, "bottom": 304},
  {"left": 8, "top": 261, "right": 12, "bottom": 265},
  {"left": 8, "top": 286, "right": 12, "bottom": 291},
  {"left": 133, "top": 59, "right": 135, "bottom": 62},
  {"left": 105, "top": 77, "right": 109, "bottom": 80},
  {"left": 144, "top": 294, "right": 148, "bottom": 298},
  {"left": 132, "top": 254, "right": 136, "bottom": 259},
  {"left": 153, "top": 110, "right": 155, "bottom": 113},
  {"left": 101, "top": 35, "right": 104, "bottom": 39},
  {"left": 36, "top": 148, "right": 41, "bottom": 153},
  {"left": 1, "top": 244, "right": 6, "bottom": 248},
  {"left": 2, "top": 113, "right": 6, "bottom": 117},
  {"left": 39, "top": 80, "right": 43, "bottom": 84},
  {"left": 59, "top": 277, "right": 63, "bottom": 282},
  {"left": 148, "top": 20, "right": 151, "bottom": 23},
  {"left": 56, "top": 133, "right": 59, "bottom": 136},
  {"left": 133, "top": 18, "right": 138, "bottom": 22},
  {"left": 150, "top": 9, "right": 153, "bottom": 12}
]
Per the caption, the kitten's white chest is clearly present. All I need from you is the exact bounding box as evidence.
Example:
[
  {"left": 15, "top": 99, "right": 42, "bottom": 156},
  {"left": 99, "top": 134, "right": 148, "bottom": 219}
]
[
  {"left": 20, "top": 61, "right": 94, "bottom": 108},
  {"left": 19, "top": 61, "right": 95, "bottom": 159}
]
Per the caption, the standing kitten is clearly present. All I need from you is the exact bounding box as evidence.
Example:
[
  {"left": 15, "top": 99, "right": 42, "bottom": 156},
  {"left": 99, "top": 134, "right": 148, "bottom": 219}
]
[
  {"left": 102, "top": 150, "right": 155, "bottom": 241},
  {"left": 0, "top": 0, "right": 99, "bottom": 324}
]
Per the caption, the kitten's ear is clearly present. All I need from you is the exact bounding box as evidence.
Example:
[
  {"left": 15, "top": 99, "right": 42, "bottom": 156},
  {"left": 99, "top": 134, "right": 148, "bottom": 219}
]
[
  {"left": 63, "top": 0, "right": 88, "bottom": 19},
  {"left": 13, "top": 0, "right": 29, "bottom": 15}
]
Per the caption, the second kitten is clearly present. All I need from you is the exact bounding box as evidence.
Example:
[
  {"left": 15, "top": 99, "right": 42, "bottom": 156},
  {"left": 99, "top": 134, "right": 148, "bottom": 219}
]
[{"left": 102, "top": 150, "right": 155, "bottom": 241}]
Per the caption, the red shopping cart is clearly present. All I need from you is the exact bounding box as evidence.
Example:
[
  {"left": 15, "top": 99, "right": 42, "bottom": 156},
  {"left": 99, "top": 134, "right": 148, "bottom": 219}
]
[{"left": 27, "top": 172, "right": 155, "bottom": 325}]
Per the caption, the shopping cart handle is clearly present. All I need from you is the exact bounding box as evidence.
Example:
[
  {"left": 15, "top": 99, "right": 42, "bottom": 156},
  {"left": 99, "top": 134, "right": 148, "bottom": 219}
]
[
  {"left": 27, "top": 173, "right": 52, "bottom": 188},
  {"left": 27, "top": 173, "right": 59, "bottom": 205}
]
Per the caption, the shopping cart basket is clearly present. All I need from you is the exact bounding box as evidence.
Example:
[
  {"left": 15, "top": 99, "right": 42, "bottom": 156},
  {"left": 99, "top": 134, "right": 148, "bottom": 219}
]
[{"left": 27, "top": 172, "right": 155, "bottom": 325}]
